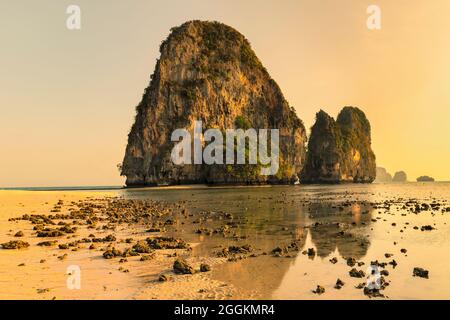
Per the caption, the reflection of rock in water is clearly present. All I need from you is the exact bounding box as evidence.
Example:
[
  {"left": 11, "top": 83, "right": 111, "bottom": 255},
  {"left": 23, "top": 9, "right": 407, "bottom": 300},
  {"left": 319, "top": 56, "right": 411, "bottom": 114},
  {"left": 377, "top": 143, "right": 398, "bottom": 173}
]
[
  {"left": 212, "top": 202, "right": 374, "bottom": 297},
  {"left": 211, "top": 204, "right": 308, "bottom": 298},
  {"left": 306, "top": 202, "right": 373, "bottom": 260},
  {"left": 172, "top": 186, "right": 374, "bottom": 297},
  {"left": 212, "top": 250, "right": 304, "bottom": 297}
]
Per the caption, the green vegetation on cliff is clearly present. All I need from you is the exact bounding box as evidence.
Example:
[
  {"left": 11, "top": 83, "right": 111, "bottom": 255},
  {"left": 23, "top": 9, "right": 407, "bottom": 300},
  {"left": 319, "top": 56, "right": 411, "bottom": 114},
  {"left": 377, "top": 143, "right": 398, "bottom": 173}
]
[
  {"left": 121, "top": 20, "right": 307, "bottom": 186},
  {"left": 301, "top": 107, "right": 376, "bottom": 183}
]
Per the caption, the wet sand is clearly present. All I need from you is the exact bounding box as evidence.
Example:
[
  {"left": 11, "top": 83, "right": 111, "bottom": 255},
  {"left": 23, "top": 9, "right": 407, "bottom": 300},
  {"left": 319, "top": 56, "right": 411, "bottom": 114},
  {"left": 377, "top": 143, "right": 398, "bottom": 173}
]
[{"left": 1, "top": 183, "right": 449, "bottom": 299}]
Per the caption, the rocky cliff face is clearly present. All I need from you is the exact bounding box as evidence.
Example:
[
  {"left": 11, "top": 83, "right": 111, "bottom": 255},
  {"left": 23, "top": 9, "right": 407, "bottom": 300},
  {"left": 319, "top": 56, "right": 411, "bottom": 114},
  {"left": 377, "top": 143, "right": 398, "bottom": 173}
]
[
  {"left": 121, "top": 21, "right": 307, "bottom": 186},
  {"left": 301, "top": 107, "right": 376, "bottom": 183}
]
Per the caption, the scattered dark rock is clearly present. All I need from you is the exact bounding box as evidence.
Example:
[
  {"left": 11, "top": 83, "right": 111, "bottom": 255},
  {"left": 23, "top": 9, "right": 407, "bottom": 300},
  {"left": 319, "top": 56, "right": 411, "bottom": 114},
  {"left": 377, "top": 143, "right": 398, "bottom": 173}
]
[
  {"left": 200, "top": 263, "right": 211, "bottom": 272},
  {"left": 346, "top": 257, "right": 356, "bottom": 267},
  {"left": 132, "top": 241, "right": 153, "bottom": 253},
  {"left": 334, "top": 279, "right": 345, "bottom": 289},
  {"left": 147, "top": 237, "right": 189, "bottom": 249},
  {"left": 37, "top": 241, "right": 58, "bottom": 247},
  {"left": 329, "top": 257, "right": 338, "bottom": 264},
  {"left": 37, "top": 288, "right": 50, "bottom": 294},
  {"left": 140, "top": 254, "right": 153, "bottom": 261},
  {"left": 37, "top": 229, "right": 64, "bottom": 237},
  {"left": 103, "top": 248, "right": 122, "bottom": 259},
  {"left": 413, "top": 267, "right": 429, "bottom": 279},
  {"left": 1, "top": 240, "right": 30, "bottom": 249},
  {"left": 389, "top": 259, "right": 398, "bottom": 268},
  {"left": 173, "top": 258, "right": 195, "bottom": 274},
  {"left": 58, "top": 254, "right": 68, "bottom": 261},
  {"left": 349, "top": 268, "right": 365, "bottom": 278},
  {"left": 420, "top": 225, "right": 435, "bottom": 231},
  {"left": 312, "top": 285, "right": 325, "bottom": 295},
  {"left": 363, "top": 287, "right": 385, "bottom": 298},
  {"left": 146, "top": 228, "right": 165, "bottom": 233},
  {"left": 158, "top": 274, "right": 168, "bottom": 282}
]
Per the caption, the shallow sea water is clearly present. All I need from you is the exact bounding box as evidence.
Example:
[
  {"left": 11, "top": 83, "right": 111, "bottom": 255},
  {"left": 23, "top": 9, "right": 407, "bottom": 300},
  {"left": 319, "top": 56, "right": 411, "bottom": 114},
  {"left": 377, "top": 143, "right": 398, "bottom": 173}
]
[{"left": 120, "top": 183, "right": 450, "bottom": 299}]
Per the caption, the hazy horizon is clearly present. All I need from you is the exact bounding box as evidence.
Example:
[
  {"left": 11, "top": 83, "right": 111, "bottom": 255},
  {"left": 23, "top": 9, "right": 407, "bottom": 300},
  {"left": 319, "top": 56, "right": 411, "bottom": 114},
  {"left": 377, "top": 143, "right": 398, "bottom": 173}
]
[{"left": 1, "top": 0, "right": 449, "bottom": 187}]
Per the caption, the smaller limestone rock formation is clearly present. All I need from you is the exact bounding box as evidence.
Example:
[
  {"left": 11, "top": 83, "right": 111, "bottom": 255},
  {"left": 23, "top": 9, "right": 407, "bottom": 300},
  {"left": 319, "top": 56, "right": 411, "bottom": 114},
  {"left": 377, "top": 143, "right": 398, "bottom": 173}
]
[
  {"left": 301, "top": 107, "right": 376, "bottom": 183},
  {"left": 392, "top": 171, "right": 407, "bottom": 182},
  {"left": 375, "top": 167, "right": 392, "bottom": 183},
  {"left": 416, "top": 176, "right": 435, "bottom": 182}
]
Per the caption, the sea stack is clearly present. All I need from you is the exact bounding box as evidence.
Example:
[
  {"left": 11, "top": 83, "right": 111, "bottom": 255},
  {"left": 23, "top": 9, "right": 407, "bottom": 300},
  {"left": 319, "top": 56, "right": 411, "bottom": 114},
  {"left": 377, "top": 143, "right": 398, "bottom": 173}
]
[
  {"left": 416, "top": 176, "right": 434, "bottom": 182},
  {"left": 121, "top": 21, "right": 307, "bottom": 186},
  {"left": 301, "top": 107, "right": 376, "bottom": 183},
  {"left": 393, "top": 171, "right": 407, "bottom": 182},
  {"left": 375, "top": 167, "right": 393, "bottom": 183}
]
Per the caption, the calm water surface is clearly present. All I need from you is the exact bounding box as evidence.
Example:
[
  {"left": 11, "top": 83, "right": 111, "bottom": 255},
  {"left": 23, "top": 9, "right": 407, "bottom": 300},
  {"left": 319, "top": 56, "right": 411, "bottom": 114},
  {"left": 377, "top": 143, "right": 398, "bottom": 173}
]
[{"left": 119, "top": 183, "right": 450, "bottom": 299}]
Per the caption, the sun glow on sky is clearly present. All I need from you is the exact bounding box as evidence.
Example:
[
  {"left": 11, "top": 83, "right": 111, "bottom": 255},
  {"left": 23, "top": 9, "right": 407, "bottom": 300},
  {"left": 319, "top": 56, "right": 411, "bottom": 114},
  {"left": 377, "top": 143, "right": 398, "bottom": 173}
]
[{"left": 0, "top": 0, "right": 449, "bottom": 186}]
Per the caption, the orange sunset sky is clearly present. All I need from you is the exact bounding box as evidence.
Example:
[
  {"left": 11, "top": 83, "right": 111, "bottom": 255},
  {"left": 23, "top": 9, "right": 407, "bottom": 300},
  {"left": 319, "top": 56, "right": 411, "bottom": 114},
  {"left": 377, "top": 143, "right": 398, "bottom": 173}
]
[{"left": 0, "top": 0, "right": 449, "bottom": 187}]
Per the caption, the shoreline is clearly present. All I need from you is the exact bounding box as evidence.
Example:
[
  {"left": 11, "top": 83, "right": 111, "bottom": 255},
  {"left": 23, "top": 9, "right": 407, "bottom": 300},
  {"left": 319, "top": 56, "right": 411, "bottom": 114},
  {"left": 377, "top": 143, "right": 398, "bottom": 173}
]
[{"left": 1, "top": 181, "right": 448, "bottom": 193}]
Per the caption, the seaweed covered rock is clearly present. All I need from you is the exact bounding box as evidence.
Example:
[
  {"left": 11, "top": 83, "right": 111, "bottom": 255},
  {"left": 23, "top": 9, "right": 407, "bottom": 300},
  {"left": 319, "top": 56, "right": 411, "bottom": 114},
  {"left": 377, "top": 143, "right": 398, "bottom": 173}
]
[
  {"left": 301, "top": 107, "right": 376, "bottom": 183},
  {"left": 1, "top": 240, "right": 30, "bottom": 249},
  {"left": 121, "top": 20, "right": 307, "bottom": 186},
  {"left": 173, "top": 258, "right": 195, "bottom": 274}
]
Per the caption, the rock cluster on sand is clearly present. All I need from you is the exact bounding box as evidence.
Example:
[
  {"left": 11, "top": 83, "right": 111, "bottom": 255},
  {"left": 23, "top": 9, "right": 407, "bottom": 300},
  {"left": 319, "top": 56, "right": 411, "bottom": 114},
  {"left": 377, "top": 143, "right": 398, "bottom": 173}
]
[
  {"left": 173, "top": 258, "right": 195, "bottom": 274},
  {"left": 121, "top": 20, "right": 307, "bottom": 186},
  {"left": 301, "top": 107, "right": 376, "bottom": 183},
  {"left": 0, "top": 240, "right": 30, "bottom": 249}
]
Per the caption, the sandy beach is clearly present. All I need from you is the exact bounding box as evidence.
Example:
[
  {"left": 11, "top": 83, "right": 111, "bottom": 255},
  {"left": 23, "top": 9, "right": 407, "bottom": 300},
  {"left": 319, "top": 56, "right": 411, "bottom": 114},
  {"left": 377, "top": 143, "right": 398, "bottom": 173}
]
[
  {"left": 1, "top": 184, "right": 449, "bottom": 300},
  {"left": 0, "top": 190, "right": 245, "bottom": 300}
]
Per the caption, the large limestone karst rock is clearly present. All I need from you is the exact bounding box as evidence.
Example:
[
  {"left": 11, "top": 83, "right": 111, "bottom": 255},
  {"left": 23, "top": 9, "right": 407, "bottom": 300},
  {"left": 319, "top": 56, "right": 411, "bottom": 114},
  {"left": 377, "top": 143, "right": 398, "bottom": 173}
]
[
  {"left": 301, "top": 107, "right": 376, "bottom": 183},
  {"left": 121, "top": 21, "right": 307, "bottom": 186}
]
